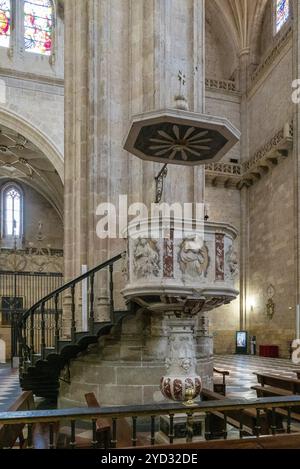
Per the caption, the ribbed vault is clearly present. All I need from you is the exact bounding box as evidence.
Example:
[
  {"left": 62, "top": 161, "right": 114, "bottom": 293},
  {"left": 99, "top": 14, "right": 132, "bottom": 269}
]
[{"left": 209, "top": 0, "right": 270, "bottom": 54}]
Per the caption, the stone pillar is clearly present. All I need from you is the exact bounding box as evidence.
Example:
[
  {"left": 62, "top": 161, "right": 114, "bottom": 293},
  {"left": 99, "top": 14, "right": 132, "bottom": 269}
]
[
  {"left": 293, "top": 0, "right": 300, "bottom": 328},
  {"left": 64, "top": 0, "right": 207, "bottom": 319},
  {"left": 238, "top": 49, "right": 251, "bottom": 330},
  {"left": 131, "top": 0, "right": 206, "bottom": 207}
]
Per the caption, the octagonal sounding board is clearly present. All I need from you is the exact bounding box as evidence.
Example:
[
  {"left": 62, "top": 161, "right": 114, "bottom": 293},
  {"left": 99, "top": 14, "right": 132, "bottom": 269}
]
[{"left": 123, "top": 109, "right": 240, "bottom": 166}]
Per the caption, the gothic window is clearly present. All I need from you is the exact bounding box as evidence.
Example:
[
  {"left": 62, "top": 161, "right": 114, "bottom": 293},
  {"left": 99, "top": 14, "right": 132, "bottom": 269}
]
[
  {"left": 275, "top": 0, "right": 290, "bottom": 33},
  {"left": 0, "top": 0, "right": 11, "bottom": 48},
  {"left": 1, "top": 184, "right": 23, "bottom": 239},
  {"left": 24, "top": 0, "right": 53, "bottom": 55}
]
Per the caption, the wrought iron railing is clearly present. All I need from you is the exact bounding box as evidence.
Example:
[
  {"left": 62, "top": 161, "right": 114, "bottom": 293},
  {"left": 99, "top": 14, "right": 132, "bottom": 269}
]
[
  {"left": 1, "top": 396, "right": 300, "bottom": 449},
  {"left": 18, "top": 253, "right": 125, "bottom": 368}
]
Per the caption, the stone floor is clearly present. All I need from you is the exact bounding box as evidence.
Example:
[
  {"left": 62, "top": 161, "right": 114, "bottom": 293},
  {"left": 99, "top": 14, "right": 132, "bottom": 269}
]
[
  {"left": 214, "top": 355, "right": 300, "bottom": 399},
  {"left": 0, "top": 364, "right": 21, "bottom": 412},
  {"left": 1, "top": 356, "right": 300, "bottom": 446},
  {"left": 1, "top": 355, "right": 300, "bottom": 413}
]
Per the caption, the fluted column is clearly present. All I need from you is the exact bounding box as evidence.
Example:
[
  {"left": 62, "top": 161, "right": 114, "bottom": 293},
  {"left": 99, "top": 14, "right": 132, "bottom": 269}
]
[{"left": 238, "top": 49, "right": 251, "bottom": 331}]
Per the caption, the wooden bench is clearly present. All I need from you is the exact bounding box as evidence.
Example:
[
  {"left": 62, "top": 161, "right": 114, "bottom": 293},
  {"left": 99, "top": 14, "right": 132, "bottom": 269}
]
[
  {"left": 251, "top": 385, "right": 293, "bottom": 398},
  {"left": 84, "top": 393, "right": 133, "bottom": 448},
  {"left": 84, "top": 393, "right": 111, "bottom": 449},
  {"left": 254, "top": 372, "right": 300, "bottom": 394},
  {"left": 0, "top": 391, "right": 35, "bottom": 449},
  {"left": 132, "top": 433, "right": 300, "bottom": 450},
  {"left": 213, "top": 368, "right": 230, "bottom": 396},
  {"left": 202, "top": 389, "right": 272, "bottom": 438}
]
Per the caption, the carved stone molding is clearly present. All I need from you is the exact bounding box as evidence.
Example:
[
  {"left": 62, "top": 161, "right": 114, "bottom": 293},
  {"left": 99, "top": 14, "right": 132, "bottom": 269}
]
[
  {"left": 205, "top": 78, "right": 238, "bottom": 93},
  {"left": 205, "top": 122, "right": 293, "bottom": 189},
  {"left": 250, "top": 26, "right": 292, "bottom": 89},
  {"left": 0, "top": 223, "right": 63, "bottom": 273},
  {"left": 123, "top": 218, "right": 239, "bottom": 313},
  {"left": 178, "top": 236, "right": 209, "bottom": 280},
  {"left": 133, "top": 238, "right": 160, "bottom": 279},
  {"left": 160, "top": 315, "right": 202, "bottom": 402},
  {"left": 205, "top": 162, "right": 242, "bottom": 188}
]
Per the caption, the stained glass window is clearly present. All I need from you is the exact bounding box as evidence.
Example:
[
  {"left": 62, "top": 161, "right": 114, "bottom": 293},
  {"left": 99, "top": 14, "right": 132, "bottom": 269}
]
[
  {"left": 4, "top": 186, "right": 22, "bottom": 238},
  {"left": 24, "top": 0, "right": 53, "bottom": 55},
  {"left": 0, "top": 0, "right": 11, "bottom": 48},
  {"left": 276, "top": 0, "right": 290, "bottom": 33}
]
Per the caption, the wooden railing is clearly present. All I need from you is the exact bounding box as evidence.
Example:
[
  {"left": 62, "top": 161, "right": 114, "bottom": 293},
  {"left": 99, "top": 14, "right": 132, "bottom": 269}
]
[{"left": 1, "top": 396, "right": 300, "bottom": 449}]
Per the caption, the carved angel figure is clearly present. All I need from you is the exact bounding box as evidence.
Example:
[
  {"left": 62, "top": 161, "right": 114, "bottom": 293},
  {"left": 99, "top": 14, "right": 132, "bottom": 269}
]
[
  {"left": 179, "top": 235, "right": 209, "bottom": 279},
  {"left": 133, "top": 238, "right": 160, "bottom": 278}
]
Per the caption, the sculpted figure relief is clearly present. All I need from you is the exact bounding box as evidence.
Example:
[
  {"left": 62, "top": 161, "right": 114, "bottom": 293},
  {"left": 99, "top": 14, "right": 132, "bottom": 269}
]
[
  {"left": 225, "top": 245, "right": 239, "bottom": 280},
  {"left": 133, "top": 238, "right": 160, "bottom": 278},
  {"left": 179, "top": 235, "right": 209, "bottom": 279}
]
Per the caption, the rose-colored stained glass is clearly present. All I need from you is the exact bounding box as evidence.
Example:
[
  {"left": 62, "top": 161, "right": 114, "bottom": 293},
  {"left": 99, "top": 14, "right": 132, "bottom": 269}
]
[
  {"left": 0, "top": 0, "right": 10, "bottom": 48},
  {"left": 24, "top": 0, "right": 53, "bottom": 55}
]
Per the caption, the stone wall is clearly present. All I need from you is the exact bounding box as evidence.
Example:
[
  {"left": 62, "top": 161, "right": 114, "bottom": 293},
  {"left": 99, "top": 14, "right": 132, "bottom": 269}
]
[
  {"left": 206, "top": 90, "right": 241, "bottom": 162},
  {"left": 205, "top": 185, "right": 241, "bottom": 354},
  {"left": 203, "top": 35, "right": 295, "bottom": 358},
  {"left": 248, "top": 45, "right": 293, "bottom": 154},
  {"left": 247, "top": 154, "right": 295, "bottom": 358}
]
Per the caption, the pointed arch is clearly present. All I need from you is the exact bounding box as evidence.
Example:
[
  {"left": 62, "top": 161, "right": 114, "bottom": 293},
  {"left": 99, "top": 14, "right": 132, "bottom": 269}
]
[
  {"left": 1, "top": 181, "right": 24, "bottom": 239},
  {"left": 0, "top": 108, "right": 63, "bottom": 181}
]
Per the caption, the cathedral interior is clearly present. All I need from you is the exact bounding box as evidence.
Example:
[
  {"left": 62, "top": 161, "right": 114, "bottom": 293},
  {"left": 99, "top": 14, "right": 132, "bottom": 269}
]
[{"left": 0, "top": 0, "right": 300, "bottom": 453}]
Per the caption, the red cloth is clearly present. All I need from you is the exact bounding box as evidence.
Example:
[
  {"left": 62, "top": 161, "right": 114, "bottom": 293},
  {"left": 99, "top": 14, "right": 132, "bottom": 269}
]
[{"left": 259, "top": 345, "right": 279, "bottom": 358}]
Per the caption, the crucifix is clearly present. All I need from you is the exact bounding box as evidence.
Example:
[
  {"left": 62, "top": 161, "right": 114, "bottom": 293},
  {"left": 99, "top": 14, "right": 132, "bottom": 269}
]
[{"left": 178, "top": 70, "right": 186, "bottom": 95}]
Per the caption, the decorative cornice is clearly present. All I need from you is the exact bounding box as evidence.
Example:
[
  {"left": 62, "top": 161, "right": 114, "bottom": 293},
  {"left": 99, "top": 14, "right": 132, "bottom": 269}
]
[
  {"left": 0, "top": 68, "right": 64, "bottom": 88},
  {"left": 205, "top": 122, "right": 293, "bottom": 189},
  {"left": 0, "top": 247, "right": 63, "bottom": 257},
  {"left": 242, "top": 124, "right": 292, "bottom": 174},
  {"left": 205, "top": 162, "right": 242, "bottom": 188}
]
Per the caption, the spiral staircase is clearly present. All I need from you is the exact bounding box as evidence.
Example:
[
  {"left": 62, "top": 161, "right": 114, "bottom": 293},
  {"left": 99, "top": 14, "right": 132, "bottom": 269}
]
[{"left": 18, "top": 253, "right": 133, "bottom": 401}]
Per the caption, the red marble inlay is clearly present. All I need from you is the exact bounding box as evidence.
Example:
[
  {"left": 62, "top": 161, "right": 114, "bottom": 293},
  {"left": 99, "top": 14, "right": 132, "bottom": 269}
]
[
  {"left": 215, "top": 233, "right": 225, "bottom": 281},
  {"left": 163, "top": 228, "right": 174, "bottom": 278}
]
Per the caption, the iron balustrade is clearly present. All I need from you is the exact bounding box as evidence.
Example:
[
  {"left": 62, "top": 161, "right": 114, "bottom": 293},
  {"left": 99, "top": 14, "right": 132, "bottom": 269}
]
[
  {"left": 0, "top": 271, "right": 64, "bottom": 358},
  {"left": 1, "top": 396, "right": 300, "bottom": 449},
  {"left": 17, "top": 253, "right": 125, "bottom": 373}
]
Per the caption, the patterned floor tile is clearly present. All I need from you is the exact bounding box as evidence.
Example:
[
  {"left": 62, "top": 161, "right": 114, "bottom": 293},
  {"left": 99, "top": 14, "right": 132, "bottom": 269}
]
[{"left": 0, "top": 364, "right": 21, "bottom": 412}]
